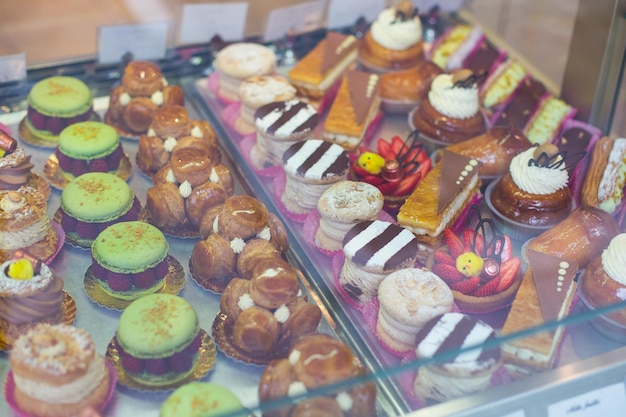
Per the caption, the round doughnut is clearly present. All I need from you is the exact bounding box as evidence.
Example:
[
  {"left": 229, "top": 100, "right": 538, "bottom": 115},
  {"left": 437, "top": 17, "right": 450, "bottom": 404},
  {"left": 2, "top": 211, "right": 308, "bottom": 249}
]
[
  {"left": 137, "top": 134, "right": 169, "bottom": 175},
  {"left": 150, "top": 104, "right": 191, "bottom": 138},
  {"left": 236, "top": 238, "right": 282, "bottom": 279},
  {"left": 217, "top": 196, "right": 268, "bottom": 240},
  {"left": 174, "top": 135, "right": 211, "bottom": 155},
  {"left": 249, "top": 258, "right": 300, "bottom": 309},
  {"left": 121, "top": 61, "right": 164, "bottom": 96},
  {"left": 291, "top": 334, "right": 360, "bottom": 389},
  {"left": 146, "top": 182, "right": 186, "bottom": 229},
  {"left": 185, "top": 182, "right": 228, "bottom": 227},
  {"left": 189, "top": 233, "right": 235, "bottom": 282},
  {"left": 267, "top": 212, "right": 290, "bottom": 252},
  {"left": 198, "top": 204, "right": 225, "bottom": 240},
  {"left": 123, "top": 97, "right": 157, "bottom": 133},
  {"left": 232, "top": 306, "right": 280, "bottom": 355},
  {"left": 162, "top": 85, "right": 185, "bottom": 107},
  {"left": 219, "top": 277, "right": 251, "bottom": 323},
  {"left": 210, "top": 164, "right": 234, "bottom": 196},
  {"left": 170, "top": 147, "right": 212, "bottom": 187}
]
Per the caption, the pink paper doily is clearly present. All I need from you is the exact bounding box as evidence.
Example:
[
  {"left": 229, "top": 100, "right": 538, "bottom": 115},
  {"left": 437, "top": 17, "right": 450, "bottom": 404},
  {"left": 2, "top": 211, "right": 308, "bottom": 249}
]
[
  {"left": 207, "top": 73, "right": 238, "bottom": 106},
  {"left": 0, "top": 123, "right": 11, "bottom": 135},
  {"left": 5, "top": 360, "right": 118, "bottom": 417},
  {"left": 46, "top": 221, "right": 65, "bottom": 265},
  {"left": 272, "top": 169, "right": 309, "bottom": 223}
]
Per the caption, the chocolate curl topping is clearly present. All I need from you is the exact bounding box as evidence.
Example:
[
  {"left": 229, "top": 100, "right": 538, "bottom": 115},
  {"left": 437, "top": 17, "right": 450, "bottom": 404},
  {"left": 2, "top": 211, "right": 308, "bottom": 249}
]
[
  {"left": 394, "top": 0, "right": 418, "bottom": 22},
  {"left": 465, "top": 205, "right": 504, "bottom": 262},
  {"left": 398, "top": 129, "right": 428, "bottom": 175},
  {"left": 12, "top": 249, "right": 42, "bottom": 274},
  {"left": 528, "top": 143, "right": 586, "bottom": 171},
  {"left": 0, "top": 130, "right": 17, "bottom": 154},
  {"left": 452, "top": 70, "right": 487, "bottom": 89}
]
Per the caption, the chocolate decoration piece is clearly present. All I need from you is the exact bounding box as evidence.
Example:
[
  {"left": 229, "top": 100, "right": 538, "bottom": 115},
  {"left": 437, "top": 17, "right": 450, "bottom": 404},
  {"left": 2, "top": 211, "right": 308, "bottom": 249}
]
[
  {"left": 381, "top": 160, "right": 402, "bottom": 182},
  {"left": 481, "top": 258, "right": 500, "bottom": 281},
  {"left": 527, "top": 249, "right": 578, "bottom": 323},
  {"left": 321, "top": 32, "right": 358, "bottom": 74},
  {"left": 452, "top": 71, "right": 487, "bottom": 89},
  {"left": 346, "top": 70, "right": 379, "bottom": 125},
  {"left": 555, "top": 127, "right": 592, "bottom": 176},
  {"left": 0, "top": 131, "right": 17, "bottom": 154},
  {"left": 13, "top": 249, "right": 42, "bottom": 274},
  {"left": 528, "top": 145, "right": 586, "bottom": 171},
  {"left": 463, "top": 40, "right": 501, "bottom": 86},
  {"left": 437, "top": 150, "right": 481, "bottom": 214},
  {"left": 493, "top": 78, "right": 546, "bottom": 128}
]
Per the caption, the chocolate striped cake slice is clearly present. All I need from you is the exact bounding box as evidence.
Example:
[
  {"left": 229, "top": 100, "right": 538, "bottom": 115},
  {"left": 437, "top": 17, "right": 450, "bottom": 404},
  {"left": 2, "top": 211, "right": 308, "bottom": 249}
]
[
  {"left": 415, "top": 312, "right": 500, "bottom": 371},
  {"left": 254, "top": 99, "right": 319, "bottom": 139},
  {"left": 282, "top": 139, "right": 349, "bottom": 182},
  {"left": 342, "top": 220, "right": 418, "bottom": 271}
]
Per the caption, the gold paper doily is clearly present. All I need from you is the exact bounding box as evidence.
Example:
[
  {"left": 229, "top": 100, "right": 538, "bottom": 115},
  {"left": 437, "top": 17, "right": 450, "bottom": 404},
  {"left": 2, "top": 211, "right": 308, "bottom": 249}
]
[
  {"left": 0, "top": 290, "right": 77, "bottom": 351},
  {"left": 43, "top": 152, "right": 133, "bottom": 190},
  {"left": 53, "top": 208, "right": 148, "bottom": 250},
  {"left": 84, "top": 255, "right": 185, "bottom": 310},
  {"left": 105, "top": 328, "right": 216, "bottom": 392},
  {"left": 144, "top": 210, "right": 201, "bottom": 239},
  {"left": 18, "top": 113, "right": 101, "bottom": 148},
  {"left": 212, "top": 311, "right": 291, "bottom": 366}
]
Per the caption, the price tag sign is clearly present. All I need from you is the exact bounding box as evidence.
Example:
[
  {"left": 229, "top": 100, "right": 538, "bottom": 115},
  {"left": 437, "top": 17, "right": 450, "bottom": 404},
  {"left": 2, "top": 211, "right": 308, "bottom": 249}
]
[
  {"left": 548, "top": 383, "right": 626, "bottom": 417},
  {"left": 0, "top": 53, "right": 27, "bottom": 83},
  {"left": 98, "top": 22, "right": 170, "bottom": 64},
  {"left": 263, "top": 0, "right": 325, "bottom": 42},
  {"left": 179, "top": 3, "right": 248, "bottom": 44},
  {"left": 327, "top": 0, "right": 385, "bottom": 28}
]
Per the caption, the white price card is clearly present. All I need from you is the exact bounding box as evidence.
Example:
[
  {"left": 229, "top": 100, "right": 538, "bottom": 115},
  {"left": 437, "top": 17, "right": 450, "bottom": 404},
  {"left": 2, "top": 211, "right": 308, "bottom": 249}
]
[
  {"left": 327, "top": 0, "right": 385, "bottom": 28},
  {"left": 98, "top": 22, "right": 170, "bottom": 64},
  {"left": 548, "top": 383, "right": 626, "bottom": 417},
  {"left": 179, "top": 3, "right": 248, "bottom": 45},
  {"left": 0, "top": 53, "right": 26, "bottom": 83},
  {"left": 263, "top": 0, "right": 326, "bottom": 42}
]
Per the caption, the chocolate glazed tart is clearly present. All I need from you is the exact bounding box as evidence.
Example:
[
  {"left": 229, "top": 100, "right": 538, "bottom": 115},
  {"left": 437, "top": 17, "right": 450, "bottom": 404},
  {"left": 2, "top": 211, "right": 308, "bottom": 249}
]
[{"left": 411, "top": 99, "right": 486, "bottom": 144}]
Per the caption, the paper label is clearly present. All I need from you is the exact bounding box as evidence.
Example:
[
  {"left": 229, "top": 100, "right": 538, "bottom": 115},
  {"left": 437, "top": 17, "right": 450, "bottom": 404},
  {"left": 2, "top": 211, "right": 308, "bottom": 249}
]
[
  {"left": 263, "top": 0, "right": 325, "bottom": 42},
  {"left": 548, "top": 383, "right": 626, "bottom": 417},
  {"left": 179, "top": 3, "right": 248, "bottom": 44},
  {"left": 98, "top": 22, "right": 170, "bottom": 64},
  {"left": 0, "top": 53, "right": 27, "bottom": 83},
  {"left": 326, "top": 0, "right": 385, "bottom": 28}
]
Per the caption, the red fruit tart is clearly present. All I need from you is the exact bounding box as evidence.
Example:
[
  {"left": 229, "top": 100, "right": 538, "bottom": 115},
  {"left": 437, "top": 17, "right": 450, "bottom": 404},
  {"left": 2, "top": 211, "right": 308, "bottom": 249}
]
[
  {"left": 351, "top": 132, "right": 432, "bottom": 213},
  {"left": 429, "top": 205, "right": 523, "bottom": 313}
]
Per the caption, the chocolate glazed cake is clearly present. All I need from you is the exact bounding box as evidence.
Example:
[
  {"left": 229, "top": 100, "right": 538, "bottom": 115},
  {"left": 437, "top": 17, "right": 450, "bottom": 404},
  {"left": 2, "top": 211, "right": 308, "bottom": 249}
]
[{"left": 340, "top": 219, "right": 418, "bottom": 303}]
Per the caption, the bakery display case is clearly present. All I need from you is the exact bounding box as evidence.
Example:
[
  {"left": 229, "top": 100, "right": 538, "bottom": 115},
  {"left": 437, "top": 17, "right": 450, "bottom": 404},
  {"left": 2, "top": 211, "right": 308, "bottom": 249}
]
[{"left": 2, "top": 2, "right": 626, "bottom": 417}]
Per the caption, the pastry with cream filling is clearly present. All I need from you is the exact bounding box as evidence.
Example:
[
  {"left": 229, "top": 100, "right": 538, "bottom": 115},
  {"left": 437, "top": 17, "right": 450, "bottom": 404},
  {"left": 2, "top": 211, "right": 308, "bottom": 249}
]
[
  {"left": 9, "top": 324, "right": 111, "bottom": 417},
  {"left": 258, "top": 333, "right": 377, "bottom": 417},
  {"left": 288, "top": 32, "right": 359, "bottom": 104},
  {"left": 0, "top": 256, "right": 65, "bottom": 347},
  {"left": 322, "top": 70, "right": 381, "bottom": 151},
  {"left": 106, "top": 61, "right": 184, "bottom": 136},
  {"left": 413, "top": 313, "right": 501, "bottom": 402},
  {"left": 0, "top": 131, "right": 49, "bottom": 198},
  {"left": 358, "top": 1, "right": 425, "bottom": 72}
]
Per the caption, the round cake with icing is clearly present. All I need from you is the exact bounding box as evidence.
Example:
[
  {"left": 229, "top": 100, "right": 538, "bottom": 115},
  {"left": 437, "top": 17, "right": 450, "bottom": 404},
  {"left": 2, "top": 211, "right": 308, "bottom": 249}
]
[
  {"left": 55, "top": 121, "right": 125, "bottom": 178},
  {"left": 115, "top": 293, "right": 202, "bottom": 386},
  {"left": 91, "top": 221, "right": 170, "bottom": 300},
  {"left": 59, "top": 172, "right": 141, "bottom": 245},
  {"left": 281, "top": 139, "right": 350, "bottom": 214},
  {"left": 0, "top": 257, "right": 65, "bottom": 346},
  {"left": 9, "top": 323, "right": 111, "bottom": 417},
  {"left": 25, "top": 76, "right": 95, "bottom": 143},
  {"left": 160, "top": 383, "right": 244, "bottom": 417}
]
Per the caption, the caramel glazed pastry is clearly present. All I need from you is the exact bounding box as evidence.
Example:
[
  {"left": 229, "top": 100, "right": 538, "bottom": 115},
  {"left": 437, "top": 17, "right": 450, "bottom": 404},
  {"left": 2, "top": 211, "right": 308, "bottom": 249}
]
[
  {"left": 10, "top": 324, "right": 111, "bottom": 417},
  {"left": 0, "top": 130, "right": 49, "bottom": 197},
  {"left": 258, "top": 333, "right": 377, "bottom": 417},
  {"left": 189, "top": 195, "right": 291, "bottom": 293},
  {"left": 106, "top": 60, "right": 184, "bottom": 136},
  {"left": 0, "top": 257, "right": 65, "bottom": 346},
  {"left": 146, "top": 142, "right": 234, "bottom": 235},
  {"left": 137, "top": 104, "right": 220, "bottom": 177},
  {"left": 0, "top": 187, "right": 58, "bottom": 264}
]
